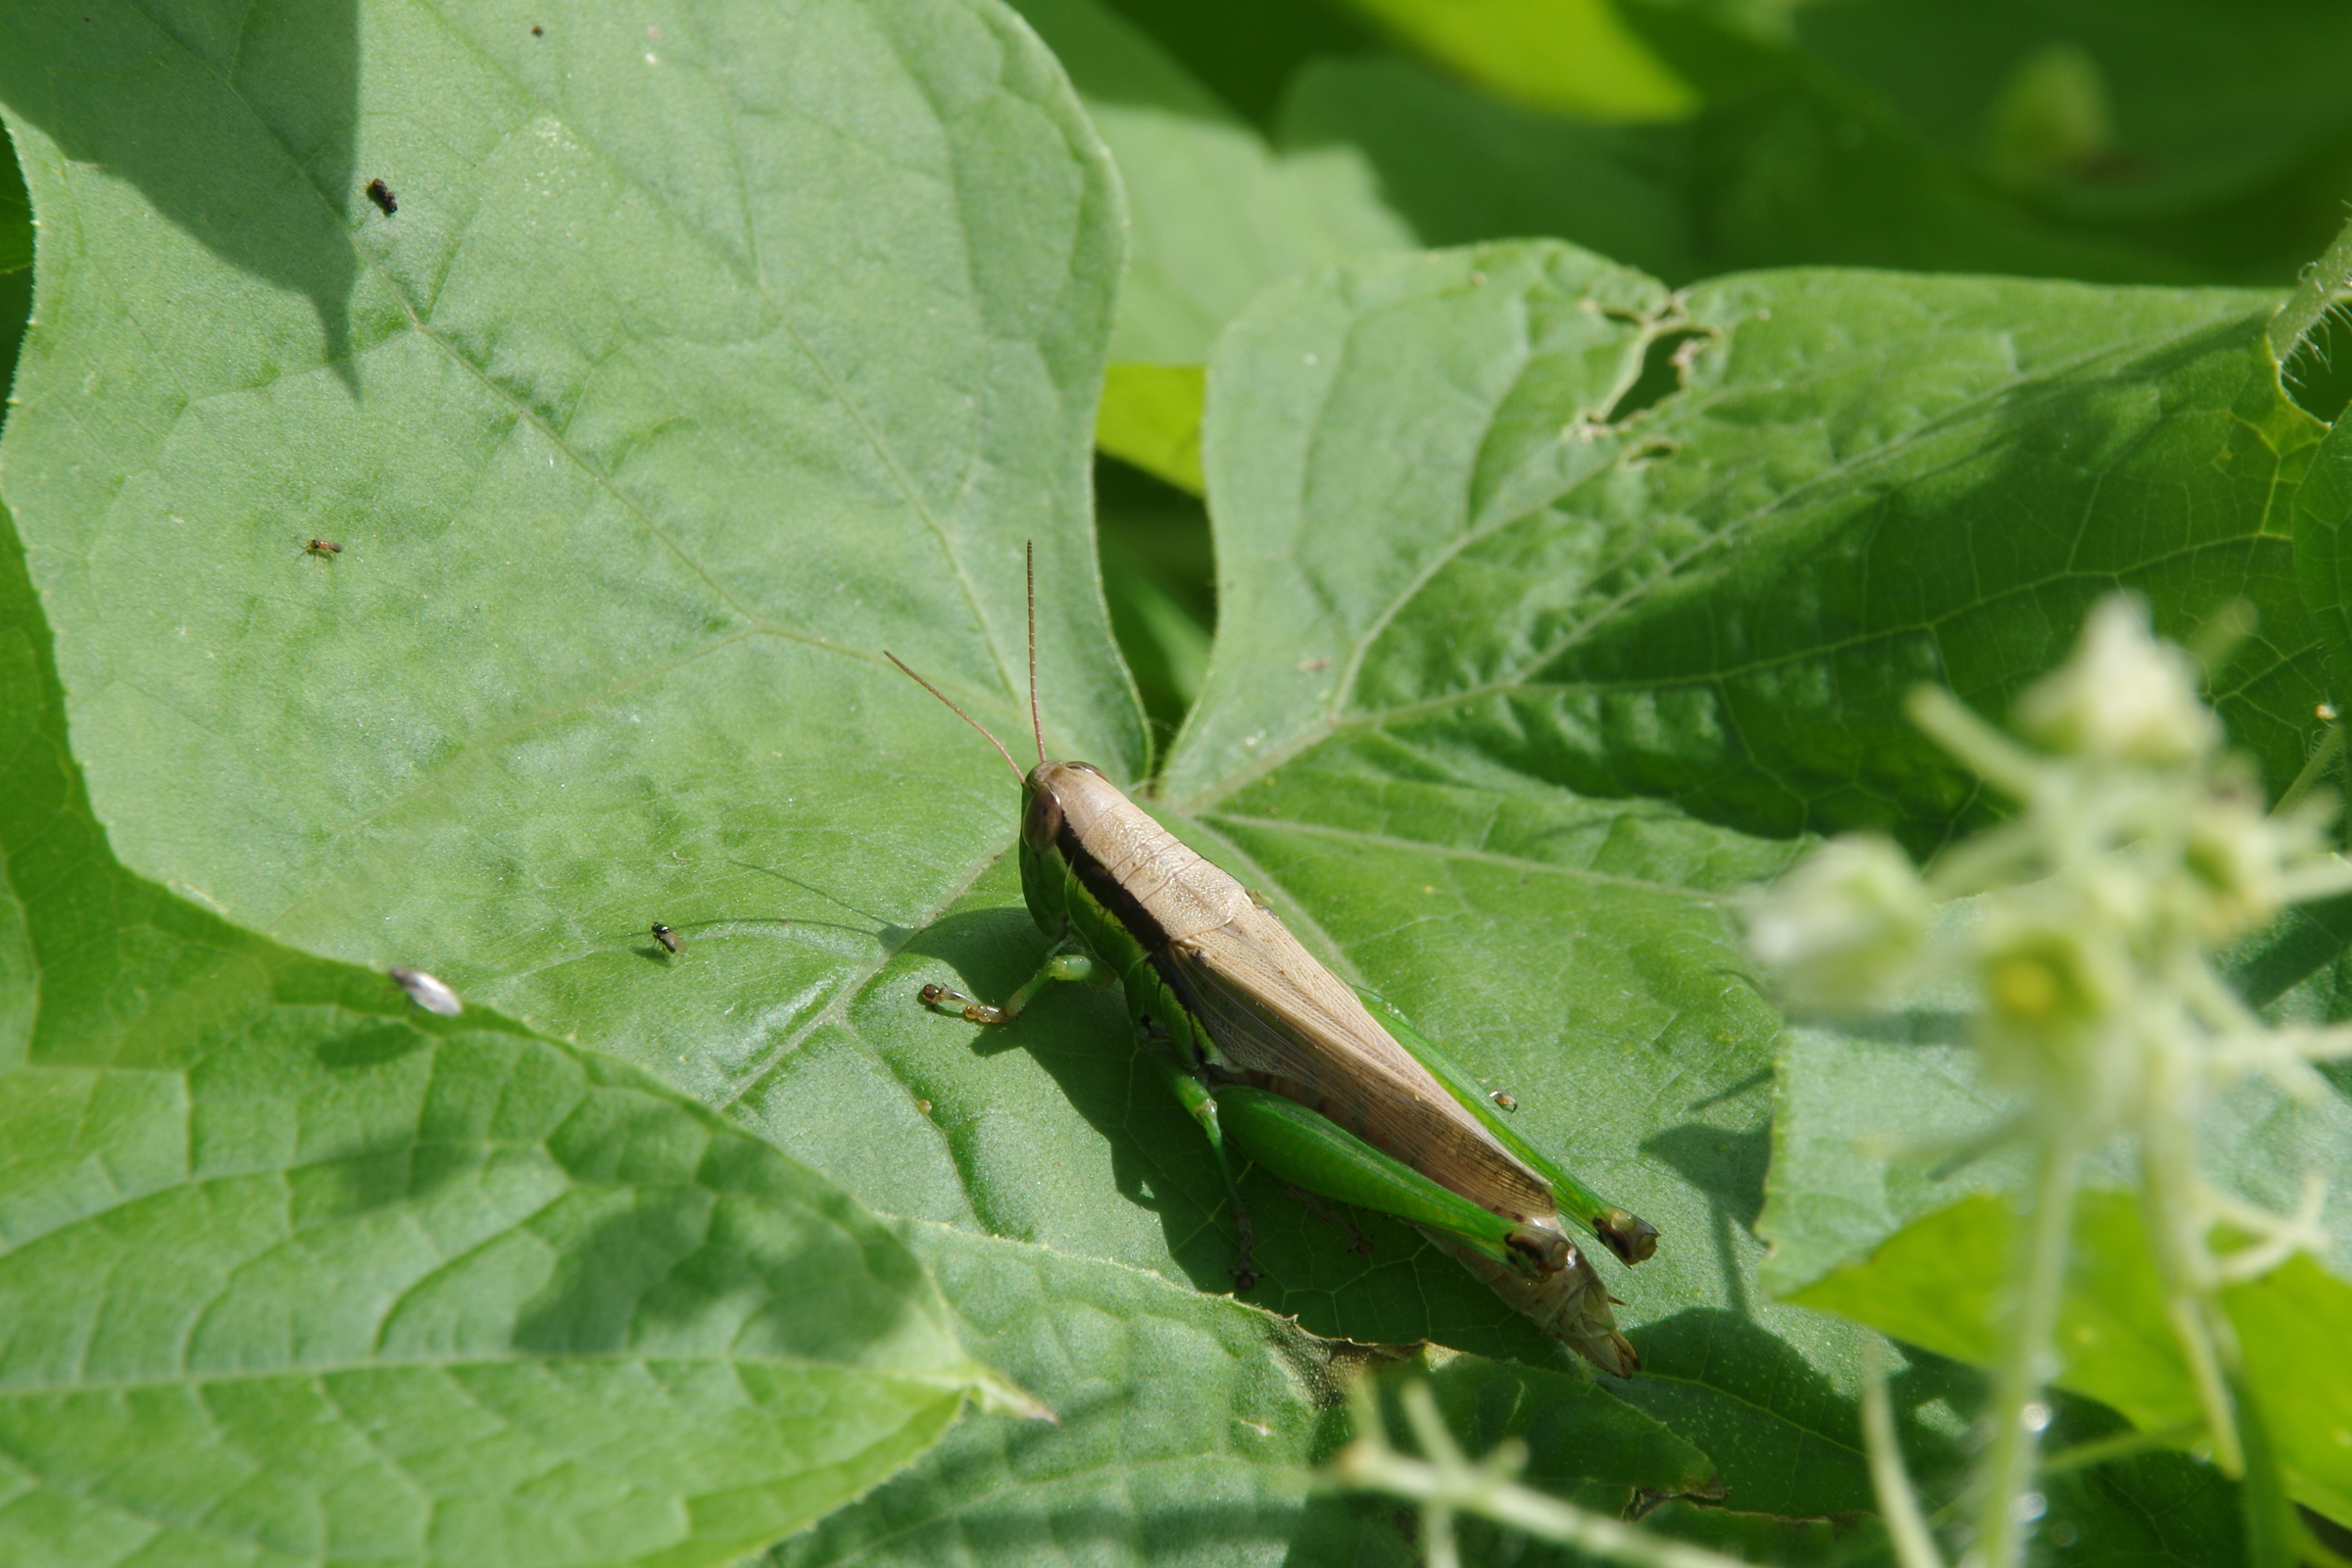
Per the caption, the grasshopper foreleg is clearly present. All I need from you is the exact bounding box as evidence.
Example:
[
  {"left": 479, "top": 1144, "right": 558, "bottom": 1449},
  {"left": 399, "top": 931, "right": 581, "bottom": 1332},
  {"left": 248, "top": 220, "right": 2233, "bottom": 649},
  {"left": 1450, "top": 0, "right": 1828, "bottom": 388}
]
[{"left": 918, "top": 950, "right": 1100, "bottom": 1025}]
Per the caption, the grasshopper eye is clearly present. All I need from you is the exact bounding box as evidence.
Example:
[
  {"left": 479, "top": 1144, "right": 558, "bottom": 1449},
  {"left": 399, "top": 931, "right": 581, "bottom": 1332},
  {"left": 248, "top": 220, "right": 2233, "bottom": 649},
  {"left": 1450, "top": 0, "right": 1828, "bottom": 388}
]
[{"left": 1022, "top": 786, "right": 1063, "bottom": 855}]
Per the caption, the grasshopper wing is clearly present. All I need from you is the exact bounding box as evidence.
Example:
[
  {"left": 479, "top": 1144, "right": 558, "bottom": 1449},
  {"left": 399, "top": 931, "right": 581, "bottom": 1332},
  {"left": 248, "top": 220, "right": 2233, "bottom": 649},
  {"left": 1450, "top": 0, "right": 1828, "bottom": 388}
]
[{"left": 1163, "top": 907, "right": 1558, "bottom": 1226}]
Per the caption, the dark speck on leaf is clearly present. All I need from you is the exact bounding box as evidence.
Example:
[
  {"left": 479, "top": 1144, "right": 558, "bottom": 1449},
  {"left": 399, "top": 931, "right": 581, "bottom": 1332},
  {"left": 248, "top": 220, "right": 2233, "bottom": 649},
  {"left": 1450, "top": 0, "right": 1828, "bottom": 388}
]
[
  {"left": 531, "top": 24, "right": 544, "bottom": 34},
  {"left": 366, "top": 178, "right": 397, "bottom": 216}
]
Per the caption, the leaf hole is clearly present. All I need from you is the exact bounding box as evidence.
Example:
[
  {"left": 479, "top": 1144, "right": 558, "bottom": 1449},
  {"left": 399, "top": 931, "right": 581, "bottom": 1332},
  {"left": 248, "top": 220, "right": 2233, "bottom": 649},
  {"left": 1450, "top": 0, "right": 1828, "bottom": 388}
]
[
  {"left": 1602, "top": 329, "right": 1710, "bottom": 424},
  {"left": 2281, "top": 300, "right": 2352, "bottom": 424},
  {"left": 1626, "top": 440, "right": 1677, "bottom": 468}
]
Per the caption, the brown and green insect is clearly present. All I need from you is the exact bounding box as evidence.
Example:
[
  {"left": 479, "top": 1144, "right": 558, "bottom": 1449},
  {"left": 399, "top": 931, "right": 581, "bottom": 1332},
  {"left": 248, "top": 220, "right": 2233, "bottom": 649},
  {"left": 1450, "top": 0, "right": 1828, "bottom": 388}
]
[{"left": 891, "top": 551, "right": 1657, "bottom": 1373}]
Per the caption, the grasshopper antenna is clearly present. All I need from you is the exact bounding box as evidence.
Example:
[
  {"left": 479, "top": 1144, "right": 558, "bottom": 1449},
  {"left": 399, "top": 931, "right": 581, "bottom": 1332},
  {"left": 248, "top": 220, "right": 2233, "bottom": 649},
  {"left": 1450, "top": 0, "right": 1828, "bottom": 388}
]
[
  {"left": 1025, "top": 541, "right": 1046, "bottom": 766},
  {"left": 884, "top": 653, "right": 1027, "bottom": 785}
]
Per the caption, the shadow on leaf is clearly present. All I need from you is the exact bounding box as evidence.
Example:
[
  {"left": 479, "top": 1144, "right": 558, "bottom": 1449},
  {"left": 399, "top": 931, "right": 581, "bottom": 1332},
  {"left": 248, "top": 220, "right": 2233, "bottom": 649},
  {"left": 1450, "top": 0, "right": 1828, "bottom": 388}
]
[{"left": 0, "top": 5, "right": 363, "bottom": 388}]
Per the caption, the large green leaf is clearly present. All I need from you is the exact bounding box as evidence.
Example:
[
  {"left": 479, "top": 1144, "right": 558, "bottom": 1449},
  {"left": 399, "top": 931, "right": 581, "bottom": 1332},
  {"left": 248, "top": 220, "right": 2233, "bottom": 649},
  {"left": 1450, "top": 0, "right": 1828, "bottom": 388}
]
[
  {"left": 0, "top": 499, "right": 1004, "bottom": 1565},
  {"left": 773, "top": 1221, "right": 1720, "bottom": 1567},
  {"left": 0, "top": 0, "right": 1143, "bottom": 1095},
  {"left": 1134, "top": 237, "right": 2327, "bottom": 1540},
  {"left": 1005, "top": 0, "right": 1410, "bottom": 369},
  {"left": 1792, "top": 0, "right": 2352, "bottom": 280},
  {"left": 1169, "top": 245, "right": 2323, "bottom": 839}
]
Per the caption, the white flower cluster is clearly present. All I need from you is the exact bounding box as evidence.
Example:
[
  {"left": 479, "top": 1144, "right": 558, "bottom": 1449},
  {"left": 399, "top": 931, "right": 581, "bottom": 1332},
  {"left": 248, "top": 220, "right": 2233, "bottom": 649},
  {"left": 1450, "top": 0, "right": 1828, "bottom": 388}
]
[
  {"left": 1748, "top": 594, "right": 2352, "bottom": 1492},
  {"left": 1754, "top": 597, "right": 2352, "bottom": 1138}
]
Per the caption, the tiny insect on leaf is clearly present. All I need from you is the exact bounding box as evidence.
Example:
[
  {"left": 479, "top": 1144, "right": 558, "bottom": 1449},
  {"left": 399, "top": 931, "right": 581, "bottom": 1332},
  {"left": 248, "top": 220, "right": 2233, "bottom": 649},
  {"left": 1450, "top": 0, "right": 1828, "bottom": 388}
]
[{"left": 366, "top": 178, "right": 397, "bottom": 216}]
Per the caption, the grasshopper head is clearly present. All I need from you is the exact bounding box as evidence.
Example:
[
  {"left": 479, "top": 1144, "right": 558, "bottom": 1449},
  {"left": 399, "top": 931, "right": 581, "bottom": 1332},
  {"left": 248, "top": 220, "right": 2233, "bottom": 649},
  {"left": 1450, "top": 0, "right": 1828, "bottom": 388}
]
[{"left": 1017, "top": 759, "right": 1117, "bottom": 937}]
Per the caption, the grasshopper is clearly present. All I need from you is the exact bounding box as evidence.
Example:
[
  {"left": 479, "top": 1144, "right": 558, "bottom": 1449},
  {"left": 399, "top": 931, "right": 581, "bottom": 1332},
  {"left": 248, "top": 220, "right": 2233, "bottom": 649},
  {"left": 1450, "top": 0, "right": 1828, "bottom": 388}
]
[{"left": 890, "top": 551, "right": 1657, "bottom": 1375}]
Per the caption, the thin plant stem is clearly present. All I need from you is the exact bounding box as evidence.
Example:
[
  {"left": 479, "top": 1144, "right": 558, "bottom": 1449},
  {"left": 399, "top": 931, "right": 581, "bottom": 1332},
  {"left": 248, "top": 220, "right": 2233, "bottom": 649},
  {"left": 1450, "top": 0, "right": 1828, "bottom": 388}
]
[
  {"left": 2271, "top": 214, "right": 2352, "bottom": 364},
  {"left": 1861, "top": 1340, "right": 1946, "bottom": 1568},
  {"left": 2138, "top": 1035, "right": 2245, "bottom": 1474},
  {"left": 1335, "top": 1380, "right": 1751, "bottom": 1568},
  {"left": 1973, "top": 1132, "right": 2082, "bottom": 1568},
  {"left": 2039, "top": 1422, "right": 2206, "bottom": 1476}
]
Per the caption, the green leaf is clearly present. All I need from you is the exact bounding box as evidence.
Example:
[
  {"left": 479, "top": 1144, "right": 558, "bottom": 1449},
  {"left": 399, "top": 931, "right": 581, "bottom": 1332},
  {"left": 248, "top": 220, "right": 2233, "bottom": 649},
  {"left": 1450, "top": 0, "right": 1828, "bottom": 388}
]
[
  {"left": 1170, "top": 243, "right": 2325, "bottom": 843},
  {"left": 773, "top": 1222, "right": 1719, "bottom": 1566},
  {"left": 1094, "top": 363, "right": 1204, "bottom": 494},
  {"left": 1097, "top": 457, "right": 1215, "bottom": 744},
  {"left": 1761, "top": 942, "right": 2352, "bottom": 1523},
  {"left": 1791, "top": 1, "right": 2352, "bottom": 279},
  {"left": 0, "top": 0, "right": 1143, "bottom": 1094},
  {"left": 0, "top": 497, "right": 1003, "bottom": 1565},
  {"left": 1336, "top": 0, "right": 1698, "bottom": 123},
  {"left": 1790, "top": 1194, "right": 2352, "bottom": 1528},
  {"left": 1278, "top": 57, "right": 1700, "bottom": 286},
  {"left": 1008, "top": 0, "right": 1411, "bottom": 370},
  {"left": 1139, "top": 237, "right": 2332, "bottom": 1532}
]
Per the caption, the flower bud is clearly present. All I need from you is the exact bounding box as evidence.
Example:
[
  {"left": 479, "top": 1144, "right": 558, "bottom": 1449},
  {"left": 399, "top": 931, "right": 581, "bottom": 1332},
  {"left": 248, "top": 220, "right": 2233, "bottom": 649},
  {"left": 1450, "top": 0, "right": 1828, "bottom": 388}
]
[
  {"left": 2014, "top": 596, "right": 2217, "bottom": 765},
  {"left": 1746, "top": 835, "right": 1931, "bottom": 1007},
  {"left": 1969, "top": 913, "right": 2135, "bottom": 1121}
]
